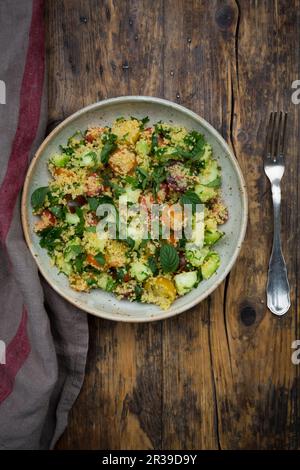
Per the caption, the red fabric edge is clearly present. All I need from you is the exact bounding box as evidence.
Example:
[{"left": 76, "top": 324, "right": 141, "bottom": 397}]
[
  {"left": 0, "top": 308, "right": 31, "bottom": 404},
  {"left": 0, "top": 0, "right": 45, "bottom": 242}
]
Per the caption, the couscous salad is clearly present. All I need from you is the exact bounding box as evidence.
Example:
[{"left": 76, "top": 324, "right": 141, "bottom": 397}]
[{"left": 31, "top": 117, "right": 228, "bottom": 310}]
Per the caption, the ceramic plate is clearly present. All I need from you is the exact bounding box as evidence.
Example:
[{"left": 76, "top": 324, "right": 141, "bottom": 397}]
[{"left": 21, "top": 96, "right": 248, "bottom": 322}]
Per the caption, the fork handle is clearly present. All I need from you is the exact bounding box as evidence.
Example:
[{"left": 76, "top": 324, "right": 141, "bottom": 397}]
[{"left": 267, "top": 182, "right": 291, "bottom": 315}]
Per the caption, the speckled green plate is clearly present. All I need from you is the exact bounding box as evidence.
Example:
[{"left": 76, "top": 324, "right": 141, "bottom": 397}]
[{"left": 21, "top": 96, "right": 248, "bottom": 322}]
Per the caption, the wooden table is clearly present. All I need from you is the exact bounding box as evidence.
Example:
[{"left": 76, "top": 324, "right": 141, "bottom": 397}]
[{"left": 46, "top": 0, "right": 300, "bottom": 450}]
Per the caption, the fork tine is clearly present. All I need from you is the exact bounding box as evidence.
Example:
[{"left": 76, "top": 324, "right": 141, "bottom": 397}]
[
  {"left": 279, "top": 112, "right": 287, "bottom": 156},
  {"left": 270, "top": 112, "right": 277, "bottom": 159},
  {"left": 274, "top": 111, "right": 282, "bottom": 159},
  {"left": 266, "top": 112, "right": 274, "bottom": 156}
]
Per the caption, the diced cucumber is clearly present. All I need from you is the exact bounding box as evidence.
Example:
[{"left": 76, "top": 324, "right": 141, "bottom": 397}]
[
  {"left": 204, "top": 229, "right": 224, "bottom": 246},
  {"left": 64, "top": 244, "right": 83, "bottom": 262},
  {"left": 136, "top": 139, "right": 150, "bottom": 156},
  {"left": 201, "top": 252, "right": 220, "bottom": 279},
  {"left": 194, "top": 184, "right": 217, "bottom": 202},
  {"left": 185, "top": 245, "right": 209, "bottom": 268},
  {"left": 119, "top": 186, "right": 141, "bottom": 205},
  {"left": 199, "top": 159, "right": 220, "bottom": 185},
  {"left": 66, "top": 213, "right": 80, "bottom": 225},
  {"left": 80, "top": 151, "right": 97, "bottom": 167},
  {"left": 201, "top": 143, "right": 213, "bottom": 164},
  {"left": 55, "top": 253, "right": 72, "bottom": 275},
  {"left": 174, "top": 271, "right": 197, "bottom": 295},
  {"left": 51, "top": 153, "right": 70, "bottom": 168},
  {"left": 130, "top": 261, "right": 152, "bottom": 282},
  {"left": 97, "top": 273, "right": 115, "bottom": 292}
]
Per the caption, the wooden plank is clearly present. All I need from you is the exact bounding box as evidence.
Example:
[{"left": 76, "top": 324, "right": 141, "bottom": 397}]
[
  {"left": 46, "top": 0, "right": 165, "bottom": 449},
  {"left": 208, "top": 0, "right": 300, "bottom": 449},
  {"left": 161, "top": 0, "right": 230, "bottom": 450},
  {"left": 45, "top": 0, "right": 300, "bottom": 449}
]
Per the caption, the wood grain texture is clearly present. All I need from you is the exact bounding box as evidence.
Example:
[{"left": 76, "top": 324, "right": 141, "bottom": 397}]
[{"left": 45, "top": 0, "right": 300, "bottom": 450}]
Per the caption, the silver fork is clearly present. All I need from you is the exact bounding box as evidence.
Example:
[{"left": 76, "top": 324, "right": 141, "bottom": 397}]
[{"left": 264, "top": 111, "right": 290, "bottom": 316}]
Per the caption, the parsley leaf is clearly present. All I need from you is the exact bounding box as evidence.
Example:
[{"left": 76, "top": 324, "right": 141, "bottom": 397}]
[
  {"left": 88, "top": 195, "right": 114, "bottom": 211},
  {"left": 140, "top": 116, "right": 149, "bottom": 129},
  {"left": 39, "top": 226, "right": 63, "bottom": 252},
  {"left": 75, "top": 207, "right": 85, "bottom": 236},
  {"left": 100, "top": 133, "right": 117, "bottom": 164},
  {"left": 180, "top": 131, "right": 206, "bottom": 163},
  {"left": 151, "top": 166, "right": 166, "bottom": 195},
  {"left": 151, "top": 132, "right": 159, "bottom": 155},
  {"left": 180, "top": 190, "right": 201, "bottom": 213}
]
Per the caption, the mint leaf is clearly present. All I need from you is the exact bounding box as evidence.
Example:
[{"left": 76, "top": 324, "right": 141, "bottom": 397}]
[
  {"left": 31, "top": 186, "right": 49, "bottom": 210},
  {"left": 49, "top": 205, "right": 66, "bottom": 219},
  {"left": 159, "top": 243, "right": 179, "bottom": 273}
]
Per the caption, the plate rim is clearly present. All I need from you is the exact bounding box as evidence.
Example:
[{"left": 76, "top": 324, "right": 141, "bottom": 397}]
[{"left": 21, "top": 95, "right": 248, "bottom": 322}]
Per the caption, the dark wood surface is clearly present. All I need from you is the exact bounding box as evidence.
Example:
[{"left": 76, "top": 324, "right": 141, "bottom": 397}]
[{"left": 45, "top": 0, "right": 300, "bottom": 450}]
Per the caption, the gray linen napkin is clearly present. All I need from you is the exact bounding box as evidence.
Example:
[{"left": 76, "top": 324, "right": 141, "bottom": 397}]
[{"left": 0, "top": 0, "right": 89, "bottom": 449}]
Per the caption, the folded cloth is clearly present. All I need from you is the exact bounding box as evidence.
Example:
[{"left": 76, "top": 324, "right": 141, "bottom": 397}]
[{"left": 0, "top": 0, "right": 89, "bottom": 449}]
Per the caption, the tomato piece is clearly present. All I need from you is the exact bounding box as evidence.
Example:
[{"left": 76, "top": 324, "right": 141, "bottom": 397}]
[
  {"left": 42, "top": 209, "right": 57, "bottom": 225},
  {"left": 86, "top": 254, "right": 101, "bottom": 269}
]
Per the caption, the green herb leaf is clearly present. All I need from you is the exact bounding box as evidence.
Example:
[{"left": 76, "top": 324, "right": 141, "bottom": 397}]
[
  {"left": 110, "top": 182, "right": 125, "bottom": 197},
  {"left": 39, "top": 226, "right": 63, "bottom": 251},
  {"left": 115, "top": 267, "right": 126, "bottom": 281},
  {"left": 87, "top": 197, "right": 99, "bottom": 211},
  {"left": 59, "top": 145, "right": 75, "bottom": 156},
  {"left": 148, "top": 256, "right": 159, "bottom": 275},
  {"left": 86, "top": 226, "right": 97, "bottom": 233},
  {"left": 151, "top": 166, "right": 166, "bottom": 195},
  {"left": 125, "top": 175, "right": 139, "bottom": 188},
  {"left": 31, "top": 187, "right": 49, "bottom": 210},
  {"left": 74, "top": 253, "right": 86, "bottom": 273},
  {"left": 124, "top": 237, "right": 135, "bottom": 250},
  {"left": 159, "top": 243, "right": 179, "bottom": 273},
  {"left": 75, "top": 207, "right": 85, "bottom": 236},
  {"left": 140, "top": 116, "right": 149, "bottom": 129},
  {"left": 154, "top": 122, "right": 171, "bottom": 138},
  {"left": 134, "top": 284, "right": 143, "bottom": 301},
  {"left": 100, "top": 133, "right": 117, "bottom": 164},
  {"left": 47, "top": 192, "right": 60, "bottom": 206},
  {"left": 151, "top": 132, "right": 158, "bottom": 154},
  {"left": 88, "top": 195, "right": 114, "bottom": 211},
  {"left": 49, "top": 205, "right": 66, "bottom": 219},
  {"left": 86, "top": 277, "right": 98, "bottom": 287},
  {"left": 136, "top": 166, "right": 149, "bottom": 190},
  {"left": 94, "top": 252, "right": 106, "bottom": 265},
  {"left": 180, "top": 131, "right": 206, "bottom": 164},
  {"left": 180, "top": 191, "right": 201, "bottom": 206}
]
